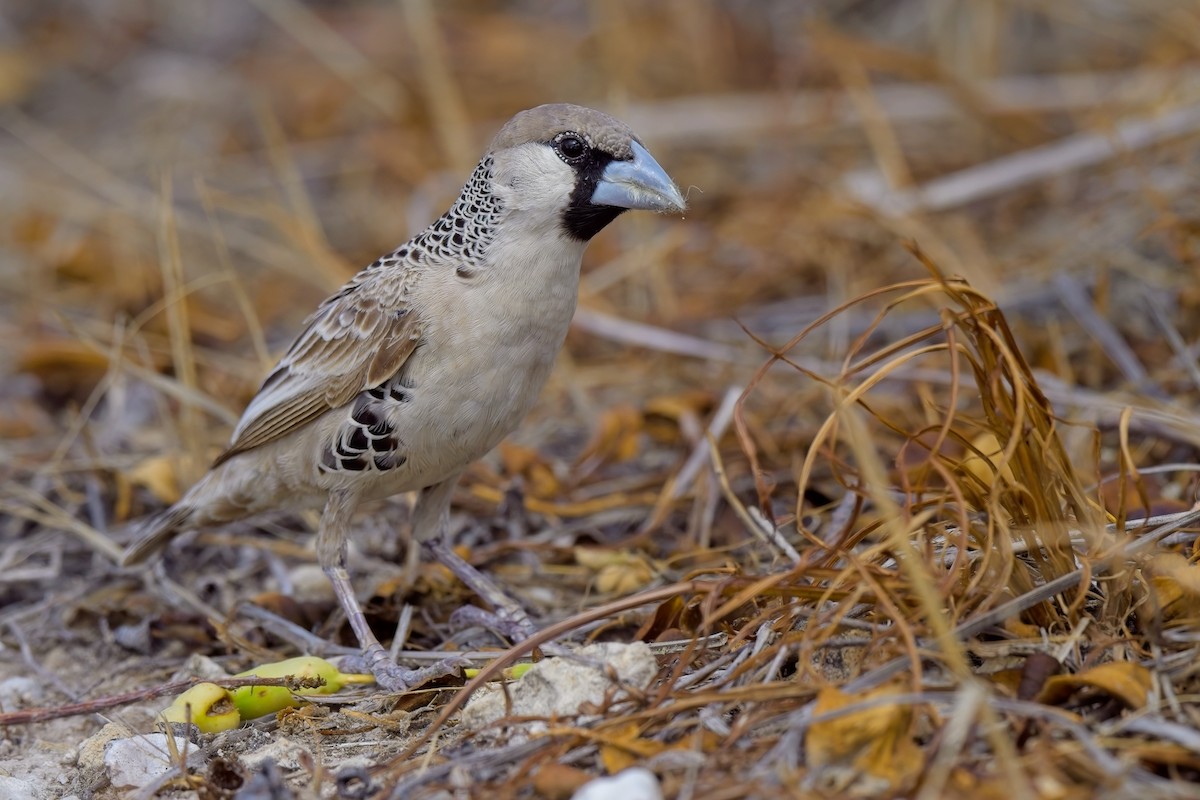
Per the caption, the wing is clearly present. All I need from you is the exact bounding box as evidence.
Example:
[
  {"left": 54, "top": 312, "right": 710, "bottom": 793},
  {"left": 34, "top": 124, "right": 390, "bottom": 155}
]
[{"left": 213, "top": 274, "right": 422, "bottom": 466}]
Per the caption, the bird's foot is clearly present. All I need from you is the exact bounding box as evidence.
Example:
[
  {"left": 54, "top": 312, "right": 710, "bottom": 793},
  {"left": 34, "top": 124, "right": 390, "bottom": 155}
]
[
  {"left": 347, "top": 643, "right": 466, "bottom": 692},
  {"left": 449, "top": 603, "right": 538, "bottom": 642}
]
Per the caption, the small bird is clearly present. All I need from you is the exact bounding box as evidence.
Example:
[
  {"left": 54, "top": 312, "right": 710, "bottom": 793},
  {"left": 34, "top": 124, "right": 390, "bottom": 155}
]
[{"left": 121, "top": 104, "right": 686, "bottom": 691}]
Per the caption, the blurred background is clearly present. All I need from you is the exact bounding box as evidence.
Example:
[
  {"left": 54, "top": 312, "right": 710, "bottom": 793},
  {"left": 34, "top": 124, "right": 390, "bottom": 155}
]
[{"left": 3, "top": 0, "right": 1199, "bottom": 487}]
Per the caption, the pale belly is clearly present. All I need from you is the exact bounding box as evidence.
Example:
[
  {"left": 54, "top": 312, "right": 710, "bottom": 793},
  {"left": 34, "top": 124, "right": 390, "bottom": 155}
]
[
  {"left": 392, "top": 294, "right": 572, "bottom": 477},
  {"left": 316, "top": 267, "right": 577, "bottom": 502}
]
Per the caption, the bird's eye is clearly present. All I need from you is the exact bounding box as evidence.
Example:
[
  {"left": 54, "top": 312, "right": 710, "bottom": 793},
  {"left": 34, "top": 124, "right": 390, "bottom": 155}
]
[{"left": 554, "top": 133, "right": 587, "bottom": 162}]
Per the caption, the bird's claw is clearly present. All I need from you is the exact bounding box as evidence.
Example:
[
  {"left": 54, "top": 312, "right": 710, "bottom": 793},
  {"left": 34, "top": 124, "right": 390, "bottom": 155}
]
[
  {"left": 352, "top": 644, "right": 466, "bottom": 692},
  {"left": 449, "top": 603, "right": 538, "bottom": 642}
]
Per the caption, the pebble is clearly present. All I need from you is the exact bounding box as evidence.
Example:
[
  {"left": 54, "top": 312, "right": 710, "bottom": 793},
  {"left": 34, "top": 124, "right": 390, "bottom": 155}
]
[
  {"left": 571, "top": 767, "right": 663, "bottom": 800},
  {"left": 461, "top": 641, "right": 657, "bottom": 731},
  {"left": 104, "top": 733, "right": 205, "bottom": 790}
]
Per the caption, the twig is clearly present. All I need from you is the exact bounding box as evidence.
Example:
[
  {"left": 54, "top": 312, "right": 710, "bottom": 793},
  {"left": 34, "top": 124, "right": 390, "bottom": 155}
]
[
  {"left": 1143, "top": 292, "right": 1200, "bottom": 394},
  {"left": 0, "top": 486, "right": 124, "bottom": 562},
  {"left": 667, "top": 386, "right": 743, "bottom": 502},
  {"left": 1052, "top": 273, "right": 1163, "bottom": 399},
  {"left": 844, "top": 103, "right": 1200, "bottom": 215},
  {"left": 573, "top": 307, "right": 741, "bottom": 362},
  {"left": 388, "top": 604, "right": 415, "bottom": 663},
  {"left": 707, "top": 434, "right": 801, "bottom": 564},
  {"left": 0, "top": 674, "right": 326, "bottom": 727}
]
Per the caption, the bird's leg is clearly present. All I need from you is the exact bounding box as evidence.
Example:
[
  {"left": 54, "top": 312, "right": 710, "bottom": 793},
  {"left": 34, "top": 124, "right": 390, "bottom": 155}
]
[
  {"left": 425, "top": 538, "right": 537, "bottom": 640},
  {"left": 318, "top": 489, "right": 462, "bottom": 691},
  {"left": 414, "top": 477, "right": 537, "bottom": 642}
]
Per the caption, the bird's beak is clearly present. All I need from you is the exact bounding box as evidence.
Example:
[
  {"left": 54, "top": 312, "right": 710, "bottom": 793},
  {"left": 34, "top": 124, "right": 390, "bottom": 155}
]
[{"left": 591, "top": 141, "right": 686, "bottom": 213}]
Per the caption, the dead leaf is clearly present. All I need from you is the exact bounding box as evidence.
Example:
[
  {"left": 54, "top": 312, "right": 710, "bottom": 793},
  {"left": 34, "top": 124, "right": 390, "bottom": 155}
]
[
  {"left": 575, "top": 405, "right": 643, "bottom": 467},
  {"left": 1123, "top": 741, "right": 1200, "bottom": 772},
  {"left": 533, "top": 763, "right": 591, "bottom": 800},
  {"left": 1141, "top": 552, "right": 1200, "bottom": 623},
  {"left": 1015, "top": 653, "right": 1062, "bottom": 701},
  {"left": 643, "top": 390, "right": 715, "bottom": 442},
  {"left": 469, "top": 483, "right": 659, "bottom": 518},
  {"left": 497, "top": 442, "right": 561, "bottom": 498},
  {"left": 17, "top": 339, "right": 110, "bottom": 402},
  {"left": 635, "top": 595, "right": 685, "bottom": 642},
  {"left": 1002, "top": 616, "right": 1043, "bottom": 639},
  {"left": 596, "top": 722, "right": 664, "bottom": 775},
  {"left": 1036, "top": 661, "right": 1152, "bottom": 710},
  {"left": 806, "top": 685, "right": 924, "bottom": 795},
  {"left": 961, "top": 431, "right": 1016, "bottom": 489},
  {"left": 574, "top": 547, "right": 657, "bottom": 595},
  {"left": 128, "top": 455, "right": 183, "bottom": 505}
]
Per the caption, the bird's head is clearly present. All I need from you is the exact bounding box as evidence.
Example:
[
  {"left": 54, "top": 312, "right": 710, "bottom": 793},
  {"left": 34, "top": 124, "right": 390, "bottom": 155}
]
[{"left": 487, "top": 103, "right": 685, "bottom": 242}]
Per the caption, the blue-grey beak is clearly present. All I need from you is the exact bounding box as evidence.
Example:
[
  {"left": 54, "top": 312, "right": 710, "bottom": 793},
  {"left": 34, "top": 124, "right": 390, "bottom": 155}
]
[{"left": 591, "top": 141, "right": 686, "bottom": 213}]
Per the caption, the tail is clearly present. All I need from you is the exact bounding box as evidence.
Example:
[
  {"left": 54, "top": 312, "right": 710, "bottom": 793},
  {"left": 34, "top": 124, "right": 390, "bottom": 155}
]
[{"left": 121, "top": 505, "right": 195, "bottom": 566}]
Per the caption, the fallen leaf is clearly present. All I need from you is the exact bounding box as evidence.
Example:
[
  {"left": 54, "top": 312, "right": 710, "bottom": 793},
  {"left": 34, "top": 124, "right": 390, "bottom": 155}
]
[
  {"left": 574, "top": 547, "right": 658, "bottom": 595},
  {"left": 533, "top": 763, "right": 591, "bottom": 800},
  {"left": 498, "top": 442, "right": 560, "bottom": 498},
  {"left": 1036, "top": 661, "right": 1152, "bottom": 710},
  {"left": 596, "top": 722, "right": 664, "bottom": 775},
  {"left": 635, "top": 595, "right": 685, "bottom": 641},
  {"left": 961, "top": 431, "right": 1016, "bottom": 489},
  {"left": 1141, "top": 552, "right": 1200, "bottom": 622},
  {"left": 1123, "top": 741, "right": 1200, "bottom": 772},
  {"left": 575, "top": 405, "right": 643, "bottom": 467},
  {"left": 17, "top": 339, "right": 110, "bottom": 402},
  {"left": 806, "top": 685, "right": 924, "bottom": 795},
  {"left": 643, "top": 390, "right": 715, "bottom": 442},
  {"left": 127, "top": 455, "right": 182, "bottom": 505}
]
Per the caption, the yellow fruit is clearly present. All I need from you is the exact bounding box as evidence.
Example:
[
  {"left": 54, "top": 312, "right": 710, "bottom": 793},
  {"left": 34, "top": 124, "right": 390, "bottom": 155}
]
[
  {"left": 463, "top": 662, "right": 534, "bottom": 681},
  {"left": 231, "top": 656, "right": 372, "bottom": 720},
  {"left": 159, "top": 682, "right": 241, "bottom": 733}
]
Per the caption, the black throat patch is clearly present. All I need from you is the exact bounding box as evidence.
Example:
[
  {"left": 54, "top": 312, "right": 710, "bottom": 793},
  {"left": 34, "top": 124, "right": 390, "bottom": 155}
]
[{"left": 562, "top": 150, "right": 626, "bottom": 241}]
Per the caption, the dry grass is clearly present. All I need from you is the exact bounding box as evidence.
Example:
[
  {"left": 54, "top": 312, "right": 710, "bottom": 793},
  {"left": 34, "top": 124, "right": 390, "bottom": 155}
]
[{"left": 3, "top": 1, "right": 1200, "bottom": 797}]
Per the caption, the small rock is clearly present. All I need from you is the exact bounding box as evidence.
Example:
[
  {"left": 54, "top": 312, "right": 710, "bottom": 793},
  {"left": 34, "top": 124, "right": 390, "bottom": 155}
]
[
  {"left": 104, "top": 733, "right": 205, "bottom": 790},
  {"left": 239, "top": 735, "right": 306, "bottom": 772},
  {"left": 180, "top": 653, "right": 232, "bottom": 681},
  {"left": 0, "top": 676, "right": 43, "bottom": 709},
  {"left": 571, "top": 767, "right": 662, "bottom": 800},
  {"left": 461, "top": 642, "right": 657, "bottom": 731},
  {"left": 113, "top": 618, "right": 154, "bottom": 653},
  {"left": 287, "top": 564, "right": 335, "bottom": 603},
  {"left": 76, "top": 722, "right": 133, "bottom": 772},
  {"left": 0, "top": 776, "right": 38, "bottom": 800}
]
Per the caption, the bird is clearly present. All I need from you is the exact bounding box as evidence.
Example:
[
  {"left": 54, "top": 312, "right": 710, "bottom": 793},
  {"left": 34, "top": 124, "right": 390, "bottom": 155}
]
[{"left": 120, "top": 103, "right": 686, "bottom": 691}]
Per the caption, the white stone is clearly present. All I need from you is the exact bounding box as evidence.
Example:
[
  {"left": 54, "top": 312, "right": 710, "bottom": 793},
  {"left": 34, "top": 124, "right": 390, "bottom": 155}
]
[
  {"left": 571, "top": 767, "right": 662, "bottom": 800},
  {"left": 0, "top": 776, "right": 38, "bottom": 800},
  {"left": 76, "top": 722, "right": 132, "bottom": 772},
  {"left": 239, "top": 735, "right": 306, "bottom": 772},
  {"left": 0, "top": 677, "right": 43, "bottom": 709},
  {"left": 104, "top": 734, "right": 204, "bottom": 790},
  {"left": 179, "top": 654, "right": 231, "bottom": 681},
  {"left": 461, "top": 642, "right": 657, "bottom": 730},
  {"left": 288, "top": 563, "right": 336, "bottom": 602}
]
